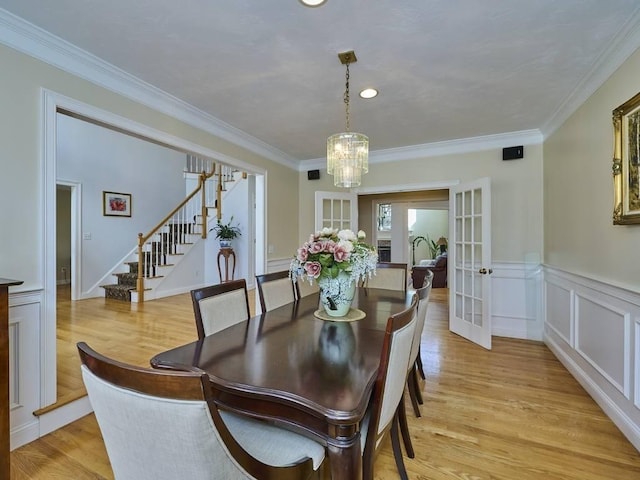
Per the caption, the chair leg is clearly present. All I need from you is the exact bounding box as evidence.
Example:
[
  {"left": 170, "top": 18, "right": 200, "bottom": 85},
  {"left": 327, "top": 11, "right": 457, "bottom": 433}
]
[
  {"left": 398, "top": 393, "right": 415, "bottom": 458},
  {"left": 412, "top": 366, "right": 424, "bottom": 405},
  {"left": 417, "top": 345, "right": 426, "bottom": 380},
  {"left": 391, "top": 413, "right": 410, "bottom": 480},
  {"left": 407, "top": 368, "right": 422, "bottom": 418}
]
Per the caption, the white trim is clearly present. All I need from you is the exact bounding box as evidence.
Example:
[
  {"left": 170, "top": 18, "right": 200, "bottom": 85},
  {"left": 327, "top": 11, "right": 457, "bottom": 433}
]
[
  {"left": 41, "top": 89, "right": 268, "bottom": 415},
  {"left": 300, "top": 130, "right": 543, "bottom": 170},
  {"left": 47, "top": 90, "right": 267, "bottom": 176},
  {"left": 545, "top": 334, "right": 640, "bottom": 452},
  {"left": 0, "top": 9, "right": 298, "bottom": 170},
  {"left": 37, "top": 396, "right": 93, "bottom": 438},
  {"left": 267, "top": 257, "right": 293, "bottom": 274},
  {"left": 543, "top": 265, "right": 640, "bottom": 452},
  {"left": 353, "top": 180, "right": 459, "bottom": 195},
  {"left": 542, "top": 7, "right": 640, "bottom": 139},
  {"left": 42, "top": 90, "right": 57, "bottom": 407},
  {"left": 56, "top": 180, "right": 82, "bottom": 301}
]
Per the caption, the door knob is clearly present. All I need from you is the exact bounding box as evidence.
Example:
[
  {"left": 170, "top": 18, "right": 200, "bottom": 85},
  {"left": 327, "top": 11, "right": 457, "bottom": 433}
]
[{"left": 478, "top": 268, "right": 493, "bottom": 275}]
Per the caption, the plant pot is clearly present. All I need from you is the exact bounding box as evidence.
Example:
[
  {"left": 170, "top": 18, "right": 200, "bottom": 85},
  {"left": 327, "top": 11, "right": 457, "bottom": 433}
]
[
  {"left": 219, "top": 239, "right": 232, "bottom": 248},
  {"left": 317, "top": 271, "right": 356, "bottom": 317}
]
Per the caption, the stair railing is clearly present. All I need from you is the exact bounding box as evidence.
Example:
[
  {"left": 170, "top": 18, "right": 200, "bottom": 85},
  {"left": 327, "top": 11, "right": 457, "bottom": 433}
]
[{"left": 136, "top": 167, "right": 217, "bottom": 302}]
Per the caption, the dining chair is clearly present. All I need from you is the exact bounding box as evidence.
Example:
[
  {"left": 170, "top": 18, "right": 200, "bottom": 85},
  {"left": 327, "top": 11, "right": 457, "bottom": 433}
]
[
  {"left": 398, "top": 270, "right": 433, "bottom": 459},
  {"left": 255, "top": 270, "right": 297, "bottom": 312},
  {"left": 77, "top": 342, "right": 325, "bottom": 480},
  {"left": 191, "top": 279, "right": 251, "bottom": 339},
  {"left": 407, "top": 269, "right": 433, "bottom": 415},
  {"left": 295, "top": 278, "right": 319, "bottom": 299},
  {"left": 361, "top": 293, "right": 418, "bottom": 480},
  {"left": 364, "top": 262, "right": 408, "bottom": 291}
]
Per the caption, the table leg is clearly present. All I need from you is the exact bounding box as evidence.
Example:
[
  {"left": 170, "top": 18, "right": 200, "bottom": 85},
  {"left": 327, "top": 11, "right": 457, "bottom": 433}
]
[{"left": 327, "top": 434, "right": 361, "bottom": 480}]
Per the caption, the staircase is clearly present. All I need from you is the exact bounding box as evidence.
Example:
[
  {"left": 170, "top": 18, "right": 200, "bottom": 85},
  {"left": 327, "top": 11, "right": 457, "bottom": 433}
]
[
  {"left": 102, "top": 222, "right": 197, "bottom": 301},
  {"left": 100, "top": 159, "right": 242, "bottom": 302}
]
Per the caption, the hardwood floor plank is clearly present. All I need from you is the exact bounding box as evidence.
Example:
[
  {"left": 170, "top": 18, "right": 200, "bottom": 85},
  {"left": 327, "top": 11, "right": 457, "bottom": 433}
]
[{"left": 11, "top": 286, "right": 640, "bottom": 479}]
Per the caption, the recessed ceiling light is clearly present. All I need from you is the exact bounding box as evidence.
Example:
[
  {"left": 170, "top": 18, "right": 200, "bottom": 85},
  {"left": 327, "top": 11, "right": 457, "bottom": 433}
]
[
  {"left": 359, "top": 88, "right": 378, "bottom": 99},
  {"left": 299, "top": 0, "right": 327, "bottom": 7}
]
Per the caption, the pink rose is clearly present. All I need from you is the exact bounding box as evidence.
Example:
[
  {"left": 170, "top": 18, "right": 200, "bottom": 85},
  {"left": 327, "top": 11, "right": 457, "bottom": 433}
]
[
  {"left": 304, "top": 261, "right": 322, "bottom": 278},
  {"left": 296, "top": 248, "right": 308, "bottom": 262},
  {"left": 333, "top": 245, "right": 351, "bottom": 262},
  {"left": 325, "top": 240, "right": 336, "bottom": 253},
  {"left": 308, "top": 241, "right": 324, "bottom": 254}
]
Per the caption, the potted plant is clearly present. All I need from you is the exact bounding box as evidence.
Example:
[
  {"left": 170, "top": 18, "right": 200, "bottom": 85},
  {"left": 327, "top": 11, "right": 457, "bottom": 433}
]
[{"left": 211, "top": 216, "right": 241, "bottom": 248}]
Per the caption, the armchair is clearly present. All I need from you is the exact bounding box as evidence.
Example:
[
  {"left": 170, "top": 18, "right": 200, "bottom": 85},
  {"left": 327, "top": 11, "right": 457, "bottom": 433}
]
[{"left": 412, "top": 253, "right": 447, "bottom": 288}]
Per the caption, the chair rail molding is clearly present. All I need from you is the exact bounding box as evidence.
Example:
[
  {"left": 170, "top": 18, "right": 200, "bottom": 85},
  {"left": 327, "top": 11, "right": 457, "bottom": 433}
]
[{"left": 544, "top": 265, "right": 640, "bottom": 452}]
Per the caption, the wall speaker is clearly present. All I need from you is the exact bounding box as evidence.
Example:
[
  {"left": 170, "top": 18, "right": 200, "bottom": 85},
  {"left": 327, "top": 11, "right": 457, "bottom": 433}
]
[
  {"left": 307, "top": 169, "right": 320, "bottom": 180},
  {"left": 503, "top": 146, "right": 524, "bottom": 160}
]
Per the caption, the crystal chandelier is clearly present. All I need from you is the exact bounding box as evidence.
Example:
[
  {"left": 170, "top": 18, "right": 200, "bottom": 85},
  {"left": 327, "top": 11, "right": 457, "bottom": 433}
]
[{"left": 327, "top": 51, "right": 369, "bottom": 188}]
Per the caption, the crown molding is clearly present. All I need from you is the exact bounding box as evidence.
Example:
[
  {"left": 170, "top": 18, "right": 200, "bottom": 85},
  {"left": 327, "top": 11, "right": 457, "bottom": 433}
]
[
  {"left": 0, "top": 8, "right": 299, "bottom": 170},
  {"left": 298, "top": 129, "right": 543, "bottom": 171},
  {"left": 541, "top": 5, "right": 640, "bottom": 138}
]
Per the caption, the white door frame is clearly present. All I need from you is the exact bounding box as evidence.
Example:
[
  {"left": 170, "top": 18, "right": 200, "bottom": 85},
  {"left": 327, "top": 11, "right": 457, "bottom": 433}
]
[
  {"left": 42, "top": 89, "right": 267, "bottom": 409},
  {"left": 448, "top": 177, "right": 492, "bottom": 349},
  {"left": 56, "top": 180, "right": 82, "bottom": 301},
  {"left": 314, "top": 191, "right": 359, "bottom": 232}
]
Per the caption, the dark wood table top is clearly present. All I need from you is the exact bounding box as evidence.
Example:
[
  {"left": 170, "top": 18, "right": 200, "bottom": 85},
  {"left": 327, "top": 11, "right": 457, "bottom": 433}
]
[{"left": 151, "top": 287, "right": 412, "bottom": 479}]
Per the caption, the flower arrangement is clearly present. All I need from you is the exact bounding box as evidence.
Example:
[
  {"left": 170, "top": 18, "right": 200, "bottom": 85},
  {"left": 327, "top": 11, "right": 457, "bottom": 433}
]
[{"left": 289, "top": 228, "right": 378, "bottom": 285}]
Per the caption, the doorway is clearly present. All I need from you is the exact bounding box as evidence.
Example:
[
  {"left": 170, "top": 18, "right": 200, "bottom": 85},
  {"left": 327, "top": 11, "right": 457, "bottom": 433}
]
[{"left": 44, "top": 91, "right": 267, "bottom": 411}]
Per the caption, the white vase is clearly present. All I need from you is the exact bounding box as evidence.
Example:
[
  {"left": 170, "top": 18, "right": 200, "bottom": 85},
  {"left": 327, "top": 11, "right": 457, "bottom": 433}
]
[
  {"left": 219, "top": 239, "right": 232, "bottom": 248},
  {"left": 317, "top": 271, "right": 356, "bottom": 317}
]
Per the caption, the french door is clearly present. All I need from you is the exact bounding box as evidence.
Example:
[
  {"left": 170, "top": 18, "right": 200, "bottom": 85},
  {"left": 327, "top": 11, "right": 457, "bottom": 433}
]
[
  {"left": 449, "top": 178, "right": 492, "bottom": 349},
  {"left": 314, "top": 191, "right": 358, "bottom": 232}
]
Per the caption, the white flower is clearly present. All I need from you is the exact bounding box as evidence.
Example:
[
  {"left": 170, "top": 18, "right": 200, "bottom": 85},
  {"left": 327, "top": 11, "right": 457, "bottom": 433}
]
[
  {"left": 357, "top": 230, "right": 366, "bottom": 240},
  {"left": 337, "top": 229, "right": 357, "bottom": 242},
  {"left": 337, "top": 239, "right": 354, "bottom": 252},
  {"left": 320, "top": 227, "right": 335, "bottom": 237}
]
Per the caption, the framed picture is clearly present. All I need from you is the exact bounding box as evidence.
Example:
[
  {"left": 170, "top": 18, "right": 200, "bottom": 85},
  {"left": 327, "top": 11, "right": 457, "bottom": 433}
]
[
  {"left": 613, "top": 91, "right": 640, "bottom": 224},
  {"left": 103, "top": 191, "right": 132, "bottom": 217}
]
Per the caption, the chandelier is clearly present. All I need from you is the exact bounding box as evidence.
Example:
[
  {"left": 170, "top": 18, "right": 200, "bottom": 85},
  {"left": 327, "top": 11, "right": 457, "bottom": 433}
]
[{"left": 327, "top": 51, "right": 369, "bottom": 188}]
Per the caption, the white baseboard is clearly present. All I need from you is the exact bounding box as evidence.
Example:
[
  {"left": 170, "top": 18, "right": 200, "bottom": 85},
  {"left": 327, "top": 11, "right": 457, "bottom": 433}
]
[
  {"left": 545, "top": 333, "right": 640, "bottom": 451},
  {"left": 544, "top": 265, "right": 640, "bottom": 452},
  {"left": 10, "top": 419, "right": 40, "bottom": 451},
  {"left": 38, "top": 396, "right": 93, "bottom": 438}
]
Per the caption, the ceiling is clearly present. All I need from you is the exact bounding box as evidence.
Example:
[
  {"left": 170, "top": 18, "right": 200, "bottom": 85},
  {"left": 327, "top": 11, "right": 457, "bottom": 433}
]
[{"left": 2, "top": 0, "right": 640, "bottom": 163}]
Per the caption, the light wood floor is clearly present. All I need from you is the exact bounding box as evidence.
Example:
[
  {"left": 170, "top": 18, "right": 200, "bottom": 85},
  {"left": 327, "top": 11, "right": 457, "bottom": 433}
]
[{"left": 11, "top": 287, "right": 640, "bottom": 479}]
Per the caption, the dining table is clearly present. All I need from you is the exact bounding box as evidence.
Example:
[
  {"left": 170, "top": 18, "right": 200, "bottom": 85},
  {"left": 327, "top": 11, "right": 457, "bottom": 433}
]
[{"left": 151, "top": 287, "right": 413, "bottom": 480}]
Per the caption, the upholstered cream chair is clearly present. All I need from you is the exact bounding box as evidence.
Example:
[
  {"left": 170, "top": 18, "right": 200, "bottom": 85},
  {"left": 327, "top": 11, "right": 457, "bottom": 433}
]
[
  {"left": 397, "top": 270, "right": 433, "bottom": 461},
  {"left": 365, "top": 262, "right": 408, "bottom": 291},
  {"left": 78, "top": 342, "right": 325, "bottom": 480},
  {"left": 295, "top": 278, "right": 320, "bottom": 299},
  {"left": 191, "top": 279, "right": 251, "bottom": 339},
  {"left": 256, "top": 271, "right": 297, "bottom": 312},
  {"left": 361, "top": 294, "right": 418, "bottom": 480}
]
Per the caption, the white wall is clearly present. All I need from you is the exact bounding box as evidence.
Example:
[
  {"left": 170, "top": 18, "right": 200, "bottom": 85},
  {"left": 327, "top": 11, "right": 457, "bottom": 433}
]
[
  {"left": 56, "top": 114, "right": 186, "bottom": 296},
  {"left": 411, "top": 209, "right": 448, "bottom": 262},
  {"left": 544, "top": 46, "right": 640, "bottom": 450},
  {"left": 299, "top": 144, "right": 544, "bottom": 265}
]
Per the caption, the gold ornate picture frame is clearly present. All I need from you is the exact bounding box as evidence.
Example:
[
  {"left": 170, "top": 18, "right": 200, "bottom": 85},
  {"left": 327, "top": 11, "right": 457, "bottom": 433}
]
[{"left": 613, "top": 91, "right": 640, "bottom": 224}]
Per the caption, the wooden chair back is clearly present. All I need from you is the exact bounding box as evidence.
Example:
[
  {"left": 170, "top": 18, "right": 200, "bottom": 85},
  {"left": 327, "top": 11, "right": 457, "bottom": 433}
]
[
  {"left": 365, "top": 262, "right": 408, "bottom": 291},
  {"left": 255, "top": 271, "right": 297, "bottom": 312},
  {"left": 362, "top": 294, "right": 418, "bottom": 479},
  {"left": 191, "top": 279, "right": 251, "bottom": 339},
  {"left": 78, "top": 342, "right": 320, "bottom": 480}
]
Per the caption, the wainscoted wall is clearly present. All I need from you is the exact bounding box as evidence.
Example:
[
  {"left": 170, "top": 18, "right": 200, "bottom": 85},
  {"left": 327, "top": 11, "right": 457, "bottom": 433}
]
[
  {"left": 9, "top": 290, "right": 42, "bottom": 450},
  {"left": 269, "top": 259, "right": 543, "bottom": 341},
  {"left": 267, "top": 257, "right": 293, "bottom": 274},
  {"left": 544, "top": 266, "right": 640, "bottom": 451},
  {"left": 491, "top": 262, "right": 543, "bottom": 341}
]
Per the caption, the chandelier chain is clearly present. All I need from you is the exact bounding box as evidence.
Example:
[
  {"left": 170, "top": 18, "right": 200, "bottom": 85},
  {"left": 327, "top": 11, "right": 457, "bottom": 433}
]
[{"left": 344, "top": 63, "right": 350, "bottom": 132}]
